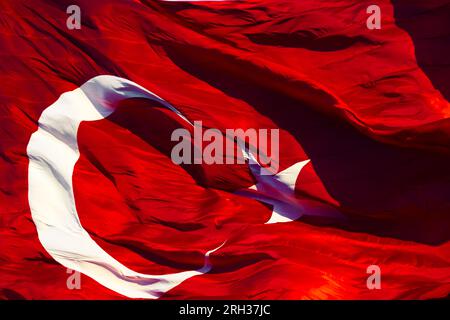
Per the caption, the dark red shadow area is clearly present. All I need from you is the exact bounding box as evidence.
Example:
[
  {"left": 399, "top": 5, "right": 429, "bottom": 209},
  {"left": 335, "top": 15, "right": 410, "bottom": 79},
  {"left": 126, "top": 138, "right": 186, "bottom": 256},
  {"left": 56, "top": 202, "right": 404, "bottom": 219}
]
[
  {"left": 392, "top": 0, "right": 450, "bottom": 101},
  {"left": 160, "top": 43, "right": 450, "bottom": 245}
]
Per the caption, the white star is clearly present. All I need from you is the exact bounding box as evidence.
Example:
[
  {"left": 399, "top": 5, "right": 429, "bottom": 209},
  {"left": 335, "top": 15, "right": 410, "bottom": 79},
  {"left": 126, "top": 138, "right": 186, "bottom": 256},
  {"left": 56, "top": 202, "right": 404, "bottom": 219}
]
[{"left": 236, "top": 147, "right": 341, "bottom": 224}]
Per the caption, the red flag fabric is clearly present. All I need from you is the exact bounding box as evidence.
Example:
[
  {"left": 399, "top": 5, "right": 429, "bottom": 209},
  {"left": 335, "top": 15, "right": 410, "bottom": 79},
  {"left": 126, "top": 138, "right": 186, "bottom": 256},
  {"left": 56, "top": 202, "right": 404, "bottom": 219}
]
[{"left": 0, "top": 0, "right": 449, "bottom": 299}]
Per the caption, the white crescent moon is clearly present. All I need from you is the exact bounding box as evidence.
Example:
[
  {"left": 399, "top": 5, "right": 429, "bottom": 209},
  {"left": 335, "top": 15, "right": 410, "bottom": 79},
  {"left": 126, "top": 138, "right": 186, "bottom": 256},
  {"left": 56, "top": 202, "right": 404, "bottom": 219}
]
[{"left": 26, "top": 75, "right": 222, "bottom": 299}]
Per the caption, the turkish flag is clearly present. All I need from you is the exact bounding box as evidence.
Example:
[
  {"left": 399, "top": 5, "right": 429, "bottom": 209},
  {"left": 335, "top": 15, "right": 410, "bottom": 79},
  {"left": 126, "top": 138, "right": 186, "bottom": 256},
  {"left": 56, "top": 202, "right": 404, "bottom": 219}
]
[{"left": 0, "top": 0, "right": 449, "bottom": 299}]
